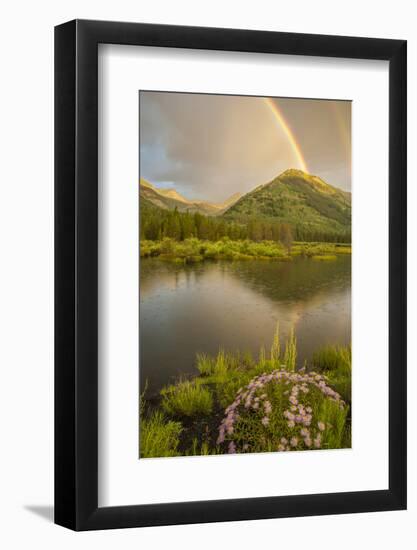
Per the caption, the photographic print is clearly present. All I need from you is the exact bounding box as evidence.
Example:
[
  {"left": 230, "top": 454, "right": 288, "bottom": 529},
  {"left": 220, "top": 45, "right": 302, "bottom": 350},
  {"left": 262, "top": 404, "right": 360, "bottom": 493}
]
[{"left": 139, "top": 91, "right": 351, "bottom": 458}]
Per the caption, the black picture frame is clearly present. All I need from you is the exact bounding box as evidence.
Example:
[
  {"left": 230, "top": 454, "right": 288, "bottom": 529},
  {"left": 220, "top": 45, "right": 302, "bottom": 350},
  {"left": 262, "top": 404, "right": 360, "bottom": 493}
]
[{"left": 55, "top": 19, "right": 407, "bottom": 531}]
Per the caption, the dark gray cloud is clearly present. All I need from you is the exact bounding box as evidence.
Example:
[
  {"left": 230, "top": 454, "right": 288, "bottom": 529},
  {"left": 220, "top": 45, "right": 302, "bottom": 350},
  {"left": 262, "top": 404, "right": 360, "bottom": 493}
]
[{"left": 140, "top": 91, "right": 351, "bottom": 202}]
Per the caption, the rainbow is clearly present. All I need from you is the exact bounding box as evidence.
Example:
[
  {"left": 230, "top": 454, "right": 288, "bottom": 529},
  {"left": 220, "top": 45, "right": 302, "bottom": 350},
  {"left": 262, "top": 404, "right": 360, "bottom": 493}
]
[
  {"left": 330, "top": 101, "right": 351, "bottom": 155},
  {"left": 263, "top": 98, "right": 308, "bottom": 173}
]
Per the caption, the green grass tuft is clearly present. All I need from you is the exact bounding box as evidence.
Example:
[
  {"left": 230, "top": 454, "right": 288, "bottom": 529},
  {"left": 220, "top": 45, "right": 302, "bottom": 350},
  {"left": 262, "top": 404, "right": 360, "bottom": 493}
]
[
  {"left": 140, "top": 410, "right": 182, "bottom": 458},
  {"left": 196, "top": 353, "right": 214, "bottom": 376},
  {"left": 161, "top": 379, "right": 213, "bottom": 417},
  {"left": 318, "top": 398, "right": 349, "bottom": 449},
  {"left": 311, "top": 345, "right": 352, "bottom": 403},
  {"left": 283, "top": 327, "right": 297, "bottom": 371},
  {"left": 270, "top": 322, "right": 281, "bottom": 365}
]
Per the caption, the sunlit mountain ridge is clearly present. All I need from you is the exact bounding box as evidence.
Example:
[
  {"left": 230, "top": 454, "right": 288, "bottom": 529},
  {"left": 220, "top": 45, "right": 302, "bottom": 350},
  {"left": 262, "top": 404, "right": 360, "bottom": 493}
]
[{"left": 140, "top": 178, "right": 242, "bottom": 215}]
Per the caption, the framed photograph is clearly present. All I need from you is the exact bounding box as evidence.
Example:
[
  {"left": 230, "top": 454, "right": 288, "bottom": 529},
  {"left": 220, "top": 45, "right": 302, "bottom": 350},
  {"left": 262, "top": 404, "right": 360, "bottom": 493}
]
[{"left": 55, "top": 20, "right": 406, "bottom": 530}]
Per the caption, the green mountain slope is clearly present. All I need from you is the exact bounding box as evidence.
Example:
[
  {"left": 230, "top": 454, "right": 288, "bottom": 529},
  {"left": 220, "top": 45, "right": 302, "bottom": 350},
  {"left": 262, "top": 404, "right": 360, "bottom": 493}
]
[
  {"left": 223, "top": 169, "right": 351, "bottom": 235},
  {"left": 140, "top": 194, "right": 163, "bottom": 215}
]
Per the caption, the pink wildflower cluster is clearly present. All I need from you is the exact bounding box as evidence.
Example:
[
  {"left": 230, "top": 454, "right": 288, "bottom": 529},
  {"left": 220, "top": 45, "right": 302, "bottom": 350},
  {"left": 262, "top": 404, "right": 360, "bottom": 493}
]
[{"left": 217, "top": 368, "right": 345, "bottom": 454}]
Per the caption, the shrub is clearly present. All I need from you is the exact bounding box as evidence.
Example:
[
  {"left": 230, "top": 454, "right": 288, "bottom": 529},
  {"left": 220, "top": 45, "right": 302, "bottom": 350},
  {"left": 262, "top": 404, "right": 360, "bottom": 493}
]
[
  {"left": 161, "top": 380, "right": 213, "bottom": 417},
  {"left": 140, "top": 238, "right": 351, "bottom": 261},
  {"left": 140, "top": 240, "right": 161, "bottom": 258},
  {"left": 216, "top": 369, "right": 348, "bottom": 454},
  {"left": 159, "top": 237, "right": 175, "bottom": 255},
  {"left": 140, "top": 410, "right": 182, "bottom": 458}
]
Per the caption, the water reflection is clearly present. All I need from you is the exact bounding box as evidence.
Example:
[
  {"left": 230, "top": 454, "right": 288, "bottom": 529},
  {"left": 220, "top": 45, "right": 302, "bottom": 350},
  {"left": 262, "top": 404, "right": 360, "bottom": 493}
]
[{"left": 140, "top": 257, "right": 351, "bottom": 395}]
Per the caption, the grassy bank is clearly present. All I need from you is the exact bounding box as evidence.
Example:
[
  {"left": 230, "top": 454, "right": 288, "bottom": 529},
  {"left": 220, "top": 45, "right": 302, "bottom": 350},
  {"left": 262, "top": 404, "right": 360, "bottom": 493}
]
[
  {"left": 140, "top": 237, "right": 351, "bottom": 263},
  {"left": 140, "top": 327, "right": 351, "bottom": 458}
]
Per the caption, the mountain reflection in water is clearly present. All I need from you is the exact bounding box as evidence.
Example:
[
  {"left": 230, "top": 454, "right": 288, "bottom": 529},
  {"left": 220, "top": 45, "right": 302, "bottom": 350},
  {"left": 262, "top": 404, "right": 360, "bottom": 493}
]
[{"left": 140, "top": 257, "right": 351, "bottom": 396}]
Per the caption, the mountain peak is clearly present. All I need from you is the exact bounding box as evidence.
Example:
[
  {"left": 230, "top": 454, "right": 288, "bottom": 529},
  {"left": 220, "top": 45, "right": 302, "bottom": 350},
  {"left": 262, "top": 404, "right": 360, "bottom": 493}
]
[
  {"left": 156, "top": 187, "right": 188, "bottom": 203},
  {"left": 274, "top": 169, "right": 341, "bottom": 196},
  {"left": 140, "top": 177, "right": 155, "bottom": 189},
  {"left": 280, "top": 168, "right": 310, "bottom": 179},
  {"left": 224, "top": 169, "right": 351, "bottom": 235}
]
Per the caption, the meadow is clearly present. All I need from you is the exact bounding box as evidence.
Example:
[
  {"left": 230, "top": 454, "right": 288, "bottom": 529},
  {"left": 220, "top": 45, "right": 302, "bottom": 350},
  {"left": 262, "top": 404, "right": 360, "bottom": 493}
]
[
  {"left": 140, "top": 326, "right": 351, "bottom": 458},
  {"left": 140, "top": 237, "right": 351, "bottom": 264}
]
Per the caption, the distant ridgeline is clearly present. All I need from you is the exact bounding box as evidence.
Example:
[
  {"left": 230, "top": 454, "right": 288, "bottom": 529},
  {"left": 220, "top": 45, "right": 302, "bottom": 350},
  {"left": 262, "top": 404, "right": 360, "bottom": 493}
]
[{"left": 140, "top": 169, "right": 351, "bottom": 243}]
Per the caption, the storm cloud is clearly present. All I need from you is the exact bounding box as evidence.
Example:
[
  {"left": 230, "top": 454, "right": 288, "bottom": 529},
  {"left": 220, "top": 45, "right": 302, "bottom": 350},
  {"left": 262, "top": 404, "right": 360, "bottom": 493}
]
[{"left": 140, "top": 91, "right": 351, "bottom": 203}]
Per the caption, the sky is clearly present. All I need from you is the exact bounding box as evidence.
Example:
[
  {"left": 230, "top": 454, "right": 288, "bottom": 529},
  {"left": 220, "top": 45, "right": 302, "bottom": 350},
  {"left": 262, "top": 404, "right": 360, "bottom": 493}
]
[{"left": 140, "top": 91, "right": 351, "bottom": 203}]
